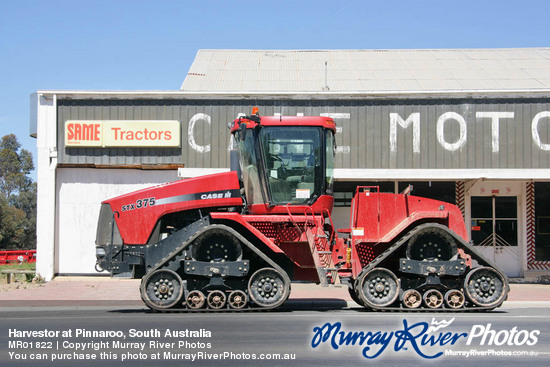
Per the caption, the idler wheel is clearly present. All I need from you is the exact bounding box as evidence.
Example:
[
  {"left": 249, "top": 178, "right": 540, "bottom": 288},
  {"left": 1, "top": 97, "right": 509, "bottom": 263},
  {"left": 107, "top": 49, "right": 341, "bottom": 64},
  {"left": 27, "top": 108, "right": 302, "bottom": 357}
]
[
  {"left": 464, "top": 267, "right": 507, "bottom": 307},
  {"left": 358, "top": 268, "right": 399, "bottom": 308},
  {"left": 445, "top": 289, "right": 465, "bottom": 309},
  {"left": 402, "top": 289, "right": 422, "bottom": 309},
  {"left": 141, "top": 269, "right": 184, "bottom": 310},
  {"left": 248, "top": 268, "right": 290, "bottom": 308},
  {"left": 186, "top": 290, "right": 206, "bottom": 309},
  {"left": 407, "top": 227, "right": 457, "bottom": 261},
  {"left": 228, "top": 290, "right": 248, "bottom": 309},
  {"left": 423, "top": 289, "right": 444, "bottom": 308},
  {"left": 207, "top": 290, "right": 227, "bottom": 309}
]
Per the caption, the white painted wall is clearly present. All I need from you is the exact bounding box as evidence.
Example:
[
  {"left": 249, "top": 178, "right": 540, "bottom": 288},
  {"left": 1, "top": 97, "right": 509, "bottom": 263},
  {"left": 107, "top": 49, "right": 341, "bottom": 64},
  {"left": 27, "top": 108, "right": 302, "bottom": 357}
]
[
  {"left": 33, "top": 94, "right": 58, "bottom": 281},
  {"left": 55, "top": 168, "right": 179, "bottom": 275}
]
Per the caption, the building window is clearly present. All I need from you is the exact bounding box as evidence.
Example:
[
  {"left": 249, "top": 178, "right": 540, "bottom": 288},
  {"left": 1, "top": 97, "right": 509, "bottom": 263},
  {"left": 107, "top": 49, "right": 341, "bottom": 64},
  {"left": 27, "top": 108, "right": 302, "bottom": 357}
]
[
  {"left": 535, "top": 182, "right": 550, "bottom": 261},
  {"left": 470, "top": 196, "right": 518, "bottom": 247},
  {"left": 398, "top": 181, "right": 456, "bottom": 204},
  {"left": 333, "top": 192, "right": 354, "bottom": 207},
  {"left": 333, "top": 181, "right": 394, "bottom": 207},
  {"left": 333, "top": 181, "right": 456, "bottom": 207}
]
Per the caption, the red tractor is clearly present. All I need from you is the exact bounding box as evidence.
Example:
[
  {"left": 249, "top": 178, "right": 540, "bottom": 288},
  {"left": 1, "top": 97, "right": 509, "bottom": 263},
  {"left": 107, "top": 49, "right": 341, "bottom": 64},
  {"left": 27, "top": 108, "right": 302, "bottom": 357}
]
[{"left": 95, "top": 112, "right": 509, "bottom": 311}]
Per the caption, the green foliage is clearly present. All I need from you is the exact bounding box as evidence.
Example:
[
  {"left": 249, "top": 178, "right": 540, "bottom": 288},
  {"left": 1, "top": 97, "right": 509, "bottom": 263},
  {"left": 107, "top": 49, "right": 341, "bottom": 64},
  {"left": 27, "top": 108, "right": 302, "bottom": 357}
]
[
  {"left": 0, "top": 134, "right": 35, "bottom": 250},
  {"left": 10, "top": 183, "right": 37, "bottom": 248},
  {"left": 0, "top": 193, "right": 26, "bottom": 249},
  {"left": 0, "top": 134, "right": 33, "bottom": 198}
]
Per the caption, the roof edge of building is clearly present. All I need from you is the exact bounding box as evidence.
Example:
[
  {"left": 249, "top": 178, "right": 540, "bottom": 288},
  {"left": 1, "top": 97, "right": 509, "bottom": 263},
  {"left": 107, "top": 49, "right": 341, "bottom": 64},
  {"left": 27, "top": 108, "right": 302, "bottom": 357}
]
[
  {"left": 35, "top": 89, "right": 550, "bottom": 100},
  {"left": 194, "top": 47, "right": 550, "bottom": 53}
]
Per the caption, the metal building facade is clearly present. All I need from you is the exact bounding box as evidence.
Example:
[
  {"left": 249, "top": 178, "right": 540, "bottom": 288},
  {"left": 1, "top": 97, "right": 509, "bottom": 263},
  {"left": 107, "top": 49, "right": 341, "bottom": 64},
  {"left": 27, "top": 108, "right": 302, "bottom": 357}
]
[
  {"left": 57, "top": 98, "right": 550, "bottom": 170},
  {"left": 34, "top": 92, "right": 550, "bottom": 280}
]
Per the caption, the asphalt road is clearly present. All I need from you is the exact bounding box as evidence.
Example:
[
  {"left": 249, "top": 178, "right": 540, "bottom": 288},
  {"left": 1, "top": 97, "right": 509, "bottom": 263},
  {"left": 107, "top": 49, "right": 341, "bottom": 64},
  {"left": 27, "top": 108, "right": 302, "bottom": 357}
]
[{"left": 1, "top": 304, "right": 549, "bottom": 367}]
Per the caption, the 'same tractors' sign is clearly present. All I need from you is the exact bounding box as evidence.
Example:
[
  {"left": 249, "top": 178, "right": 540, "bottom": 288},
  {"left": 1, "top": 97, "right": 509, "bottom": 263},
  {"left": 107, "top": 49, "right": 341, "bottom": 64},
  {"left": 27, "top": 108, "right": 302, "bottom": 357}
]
[{"left": 65, "top": 120, "right": 181, "bottom": 147}]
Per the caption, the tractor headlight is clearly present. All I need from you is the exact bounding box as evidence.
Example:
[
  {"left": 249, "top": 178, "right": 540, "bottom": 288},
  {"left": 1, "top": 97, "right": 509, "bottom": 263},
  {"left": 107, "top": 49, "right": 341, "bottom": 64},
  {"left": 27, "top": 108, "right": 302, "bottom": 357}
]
[{"left": 96, "top": 247, "right": 106, "bottom": 258}]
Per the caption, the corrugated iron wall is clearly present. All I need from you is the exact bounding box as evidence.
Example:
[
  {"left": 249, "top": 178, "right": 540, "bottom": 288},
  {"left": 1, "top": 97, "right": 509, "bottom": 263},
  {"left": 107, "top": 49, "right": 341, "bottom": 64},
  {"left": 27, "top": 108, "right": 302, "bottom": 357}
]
[{"left": 57, "top": 98, "right": 550, "bottom": 169}]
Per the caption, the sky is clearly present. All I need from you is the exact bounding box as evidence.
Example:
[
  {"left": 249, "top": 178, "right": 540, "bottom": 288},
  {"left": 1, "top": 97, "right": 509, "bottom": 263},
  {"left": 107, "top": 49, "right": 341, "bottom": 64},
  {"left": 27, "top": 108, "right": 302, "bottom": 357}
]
[{"left": 0, "top": 0, "right": 548, "bottom": 181}]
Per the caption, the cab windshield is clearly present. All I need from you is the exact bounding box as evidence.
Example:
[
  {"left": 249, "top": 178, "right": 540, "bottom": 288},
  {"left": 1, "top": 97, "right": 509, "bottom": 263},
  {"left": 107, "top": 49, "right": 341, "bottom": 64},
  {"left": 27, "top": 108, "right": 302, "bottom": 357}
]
[
  {"left": 237, "top": 125, "right": 334, "bottom": 206},
  {"left": 260, "top": 127, "right": 323, "bottom": 204}
]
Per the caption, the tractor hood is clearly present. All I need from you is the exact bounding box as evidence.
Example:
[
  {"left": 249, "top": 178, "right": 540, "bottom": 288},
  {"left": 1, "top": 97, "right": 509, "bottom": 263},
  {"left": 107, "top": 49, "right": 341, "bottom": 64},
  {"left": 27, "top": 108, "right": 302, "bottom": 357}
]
[{"left": 100, "top": 171, "right": 243, "bottom": 245}]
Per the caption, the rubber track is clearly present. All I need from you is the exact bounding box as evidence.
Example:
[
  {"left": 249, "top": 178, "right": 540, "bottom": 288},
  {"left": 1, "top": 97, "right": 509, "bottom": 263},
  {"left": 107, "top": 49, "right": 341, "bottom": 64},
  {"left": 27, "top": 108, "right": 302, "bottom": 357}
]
[
  {"left": 141, "top": 217, "right": 291, "bottom": 312},
  {"left": 353, "top": 223, "right": 509, "bottom": 312}
]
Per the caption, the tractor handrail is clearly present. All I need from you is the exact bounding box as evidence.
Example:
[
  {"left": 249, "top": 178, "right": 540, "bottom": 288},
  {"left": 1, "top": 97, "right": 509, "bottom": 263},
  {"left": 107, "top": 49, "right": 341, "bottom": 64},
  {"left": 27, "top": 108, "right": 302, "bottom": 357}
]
[
  {"left": 285, "top": 204, "right": 304, "bottom": 235},
  {"left": 322, "top": 208, "right": 335, "bottom": 243}
]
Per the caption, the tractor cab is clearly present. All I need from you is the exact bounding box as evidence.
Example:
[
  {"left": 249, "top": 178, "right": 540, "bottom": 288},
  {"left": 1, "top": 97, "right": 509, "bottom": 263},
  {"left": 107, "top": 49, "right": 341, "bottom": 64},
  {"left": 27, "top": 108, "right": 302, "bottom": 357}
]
[{"left": 230, "top": 111, "right": 336, "bottom": 215}]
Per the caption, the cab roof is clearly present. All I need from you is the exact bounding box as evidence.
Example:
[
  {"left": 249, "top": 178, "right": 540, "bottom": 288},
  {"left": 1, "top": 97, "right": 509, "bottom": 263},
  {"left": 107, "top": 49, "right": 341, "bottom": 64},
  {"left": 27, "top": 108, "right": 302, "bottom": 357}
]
[{"left": 230, "top": 115, "right": 336, "bottom": 133}]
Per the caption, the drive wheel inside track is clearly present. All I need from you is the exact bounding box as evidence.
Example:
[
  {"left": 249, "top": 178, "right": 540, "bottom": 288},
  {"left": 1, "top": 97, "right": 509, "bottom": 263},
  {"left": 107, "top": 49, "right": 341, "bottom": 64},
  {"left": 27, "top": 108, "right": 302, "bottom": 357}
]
[
  {"left": 406, "top": 227, "right": 457, "bottom": 261},
  {"left": 192, "top": 230, "right": 243, "bottom": 263}
]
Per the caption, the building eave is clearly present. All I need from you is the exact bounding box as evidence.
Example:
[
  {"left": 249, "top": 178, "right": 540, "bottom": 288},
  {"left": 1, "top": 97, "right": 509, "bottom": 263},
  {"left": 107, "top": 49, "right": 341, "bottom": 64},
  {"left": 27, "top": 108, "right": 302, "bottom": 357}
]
[{"left": 36, "top": 89, "right": 550, "bottom": 100}]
